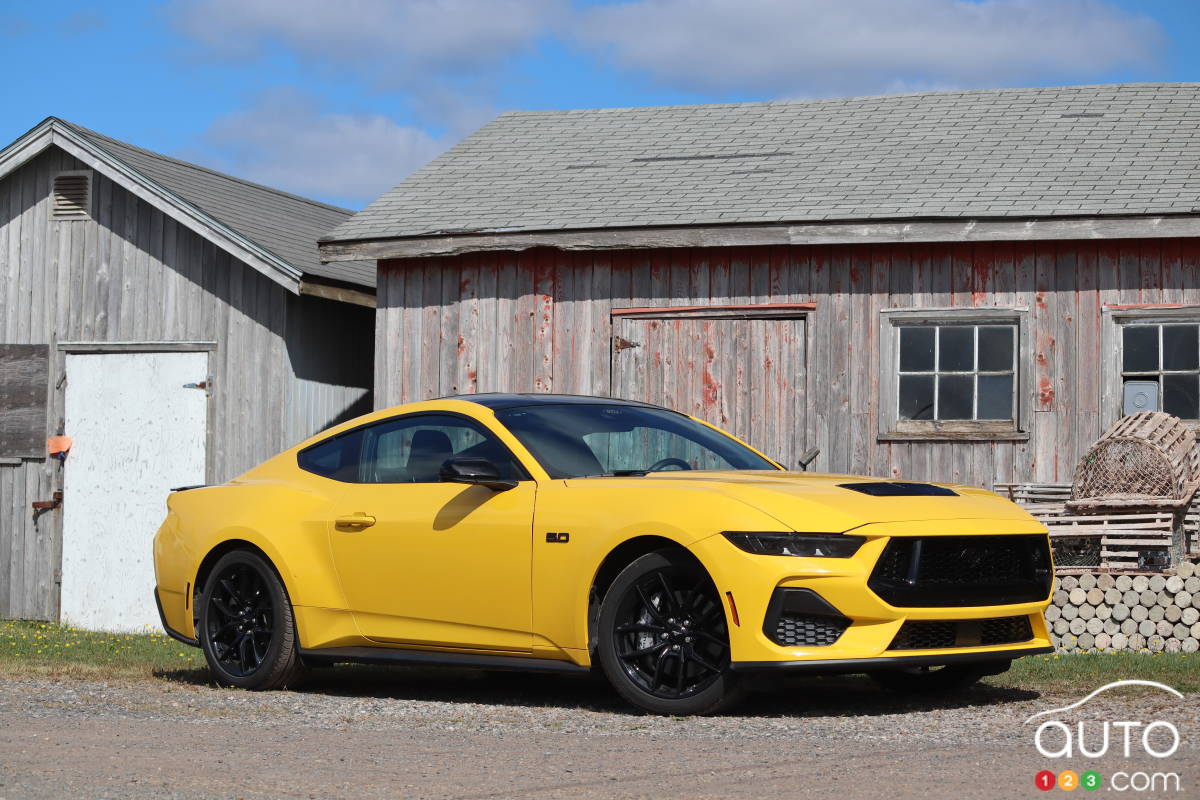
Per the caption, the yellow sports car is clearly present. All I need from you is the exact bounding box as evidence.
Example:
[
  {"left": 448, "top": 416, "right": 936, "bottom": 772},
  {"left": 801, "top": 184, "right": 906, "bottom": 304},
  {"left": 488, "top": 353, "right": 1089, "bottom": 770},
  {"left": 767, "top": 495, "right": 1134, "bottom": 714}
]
[{"left": 153, "top": 394, "right": 1053, "bottom": 714}]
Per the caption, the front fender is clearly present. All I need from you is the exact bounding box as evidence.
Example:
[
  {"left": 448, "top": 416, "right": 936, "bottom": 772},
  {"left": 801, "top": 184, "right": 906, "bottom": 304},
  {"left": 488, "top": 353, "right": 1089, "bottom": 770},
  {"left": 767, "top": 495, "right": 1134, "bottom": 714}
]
[{"left": 531, "top": 481, "right": 789, "bottom": 660}]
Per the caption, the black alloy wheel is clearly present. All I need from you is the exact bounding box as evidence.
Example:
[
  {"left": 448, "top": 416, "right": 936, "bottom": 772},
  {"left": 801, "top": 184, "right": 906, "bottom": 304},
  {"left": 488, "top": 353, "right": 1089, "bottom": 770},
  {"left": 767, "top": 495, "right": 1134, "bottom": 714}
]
[
  {"left": 597, "top": 550, "right": 743, "bottom": 715},
  {"left": 206, "top": 562, "right": 272, "bottom": 676},
  {"left": 198, "top": 549, "right": 306, "bottom": 690}
]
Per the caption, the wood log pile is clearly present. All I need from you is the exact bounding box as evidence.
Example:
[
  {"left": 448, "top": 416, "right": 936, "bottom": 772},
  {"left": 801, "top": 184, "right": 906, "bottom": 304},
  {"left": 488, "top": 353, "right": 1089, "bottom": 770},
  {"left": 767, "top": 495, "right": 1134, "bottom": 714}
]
[{"left": 1047, "top": 562, "right": 1200, "bottom": 653}]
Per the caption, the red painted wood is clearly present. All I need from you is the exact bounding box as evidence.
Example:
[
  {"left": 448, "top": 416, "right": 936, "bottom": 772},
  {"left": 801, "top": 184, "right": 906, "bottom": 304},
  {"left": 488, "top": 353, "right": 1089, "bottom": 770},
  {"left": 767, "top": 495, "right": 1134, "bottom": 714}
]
[
  {"left": 610, "top": 302, "right": 816, "bottom": 316},
  {"left": 1105, "top": 303, "right": 1200, "bottom": 310}
]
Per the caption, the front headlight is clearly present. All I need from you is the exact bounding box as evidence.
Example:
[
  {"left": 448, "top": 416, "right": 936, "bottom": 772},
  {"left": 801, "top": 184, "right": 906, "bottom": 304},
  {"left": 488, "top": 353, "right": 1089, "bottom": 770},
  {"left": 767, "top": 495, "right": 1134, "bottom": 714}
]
[{"left": 721, "top": 531, "right": 866, "bottom": 558}]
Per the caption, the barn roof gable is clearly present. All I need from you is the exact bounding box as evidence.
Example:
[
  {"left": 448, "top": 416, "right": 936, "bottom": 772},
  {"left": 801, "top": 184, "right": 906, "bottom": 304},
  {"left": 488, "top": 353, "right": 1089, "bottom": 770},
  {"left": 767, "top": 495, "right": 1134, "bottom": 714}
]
[
  {"left": 320, "top": 83, "right": 1200, "bottom": 261},
  {"left": 0, "top": 117, "right": 375, "bottom": 293}
]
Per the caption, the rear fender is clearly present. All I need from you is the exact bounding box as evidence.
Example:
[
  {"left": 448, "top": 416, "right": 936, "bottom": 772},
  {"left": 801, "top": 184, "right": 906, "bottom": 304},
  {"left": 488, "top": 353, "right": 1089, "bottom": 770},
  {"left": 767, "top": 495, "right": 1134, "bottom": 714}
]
[{"left": 156, "top": 483, "right": 349, "bottom": 641}]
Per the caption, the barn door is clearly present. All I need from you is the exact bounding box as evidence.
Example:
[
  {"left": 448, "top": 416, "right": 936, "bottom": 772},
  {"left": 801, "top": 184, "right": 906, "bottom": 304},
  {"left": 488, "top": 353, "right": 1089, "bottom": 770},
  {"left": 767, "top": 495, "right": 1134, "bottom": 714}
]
[
  {"left": 61, "top": 351, "right": 208, "bottom": 631},
  {"left": 612, "top": 313, "right": 807, "bottom": 468}
]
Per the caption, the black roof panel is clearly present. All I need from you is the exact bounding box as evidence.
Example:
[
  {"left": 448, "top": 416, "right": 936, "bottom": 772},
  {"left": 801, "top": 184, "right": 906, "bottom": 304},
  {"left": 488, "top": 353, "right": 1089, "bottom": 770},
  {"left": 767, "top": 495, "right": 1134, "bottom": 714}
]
[{"left": 444, "top": 393, "right": 668, "bottom": 411}]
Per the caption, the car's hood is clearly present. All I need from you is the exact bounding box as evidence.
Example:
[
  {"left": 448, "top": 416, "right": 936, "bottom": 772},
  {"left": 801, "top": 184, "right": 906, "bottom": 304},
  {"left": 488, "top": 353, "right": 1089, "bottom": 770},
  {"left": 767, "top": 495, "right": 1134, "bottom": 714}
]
[{"left": 630, "top": 470, "right": 1041, "bottom": 533}]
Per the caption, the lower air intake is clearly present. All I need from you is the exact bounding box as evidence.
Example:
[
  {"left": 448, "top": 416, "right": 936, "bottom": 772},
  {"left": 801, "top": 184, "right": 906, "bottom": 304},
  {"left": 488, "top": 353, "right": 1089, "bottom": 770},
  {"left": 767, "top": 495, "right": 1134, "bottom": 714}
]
[
  {"left": 771, "top": 614, "right": 850, "bottom": 647},
  {"left": 889, "top": 616, "right": 1034, "bottom": 650}
]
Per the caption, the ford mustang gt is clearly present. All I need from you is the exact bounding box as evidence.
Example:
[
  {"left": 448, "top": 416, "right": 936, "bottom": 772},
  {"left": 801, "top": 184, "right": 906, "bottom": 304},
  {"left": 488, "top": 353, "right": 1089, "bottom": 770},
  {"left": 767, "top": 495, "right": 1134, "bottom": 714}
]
[{"left": 154, "top": 394, "right": 1053, "bottom": 714}]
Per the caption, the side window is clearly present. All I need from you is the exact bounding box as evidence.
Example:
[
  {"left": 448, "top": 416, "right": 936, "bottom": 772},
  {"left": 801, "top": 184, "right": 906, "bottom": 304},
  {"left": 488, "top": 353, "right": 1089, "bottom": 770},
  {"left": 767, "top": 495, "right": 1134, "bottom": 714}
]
[
  {"left": 358, "top": 414, "right": 523, "bottom": 484},
  {"left": 1121, "top": 323, "right": 1200, "bottom": 419},
  {"left": 297, "top": 429, "right": 364, "bottom": 481}
]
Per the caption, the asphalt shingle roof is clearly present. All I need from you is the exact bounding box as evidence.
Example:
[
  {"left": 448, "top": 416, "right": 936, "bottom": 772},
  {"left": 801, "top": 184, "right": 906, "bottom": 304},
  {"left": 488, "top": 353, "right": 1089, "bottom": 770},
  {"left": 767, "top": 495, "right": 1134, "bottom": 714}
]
[
  {"left": 62, "top": 121, "right": 375, "bottom": 288},
  {"left": 324, "top": 84, "right": 1200, "bottom": 245}
]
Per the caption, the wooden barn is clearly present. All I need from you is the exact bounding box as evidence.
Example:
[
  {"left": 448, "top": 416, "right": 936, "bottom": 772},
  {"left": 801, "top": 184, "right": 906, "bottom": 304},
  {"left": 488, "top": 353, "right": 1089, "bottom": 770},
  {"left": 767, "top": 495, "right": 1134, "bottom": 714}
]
[
  {"left": 1, "top": 117, "right": 374, "bottom": 628},
  {"left": 319, "top": 84, "right": 1200, "bottom": 498}
]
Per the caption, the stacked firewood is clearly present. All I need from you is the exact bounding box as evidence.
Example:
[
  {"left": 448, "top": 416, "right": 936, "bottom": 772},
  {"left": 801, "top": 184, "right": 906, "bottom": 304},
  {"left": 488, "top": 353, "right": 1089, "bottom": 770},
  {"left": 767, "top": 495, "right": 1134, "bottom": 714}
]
[{"left": 1046, "top": 564, "right": 1200, "bottom": 653}]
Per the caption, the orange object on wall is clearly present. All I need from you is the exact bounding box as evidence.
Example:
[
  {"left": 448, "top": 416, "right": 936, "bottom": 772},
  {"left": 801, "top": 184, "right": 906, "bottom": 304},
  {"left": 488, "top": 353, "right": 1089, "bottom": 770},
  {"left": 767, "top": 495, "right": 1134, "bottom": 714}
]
[{"left": 47, "top": 436, "right": 73, "bottom": 457}]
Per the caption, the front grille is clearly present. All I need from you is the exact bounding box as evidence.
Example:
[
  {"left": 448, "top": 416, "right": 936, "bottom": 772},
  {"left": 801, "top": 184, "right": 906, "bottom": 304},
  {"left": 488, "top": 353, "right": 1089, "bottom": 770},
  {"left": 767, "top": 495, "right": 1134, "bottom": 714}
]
[
  {"left": 981, "top": 616, "right": 1034, "bottom": 645},
  {"left": 771, "top": 613, "right": 849, "bottom": 647},
  {"left": 868, "top": 535, "right": 1052, "bottom": 607},
  {"left": 890, "top": 616, "right": 1033, "bottom": 650}
]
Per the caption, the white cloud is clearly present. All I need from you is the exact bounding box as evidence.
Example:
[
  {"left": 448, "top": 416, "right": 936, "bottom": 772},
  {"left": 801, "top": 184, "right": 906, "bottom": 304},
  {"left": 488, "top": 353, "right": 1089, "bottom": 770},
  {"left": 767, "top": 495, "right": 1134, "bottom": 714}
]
[
  {"left": 576, "top": 0, "right": 1166, "bottom": 97},
  {"left": 169, "top": 0, "right": 565, "bottom": 83},
  {"left": 188, "top": 91, "right": 448, "bottom": 208}
]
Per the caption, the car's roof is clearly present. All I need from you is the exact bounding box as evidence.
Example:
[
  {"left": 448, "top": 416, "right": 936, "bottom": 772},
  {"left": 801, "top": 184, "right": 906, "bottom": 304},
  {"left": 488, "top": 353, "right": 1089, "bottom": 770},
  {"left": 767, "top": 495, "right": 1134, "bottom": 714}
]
[{"left": 441, "top": 393, "right": 670, "bottom": 411}]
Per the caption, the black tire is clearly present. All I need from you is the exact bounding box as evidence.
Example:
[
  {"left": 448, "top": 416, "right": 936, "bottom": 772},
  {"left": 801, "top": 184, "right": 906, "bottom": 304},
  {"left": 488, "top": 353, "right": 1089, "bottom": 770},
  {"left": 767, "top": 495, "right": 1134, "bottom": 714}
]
[
  {"left": 197, "top": 549, "right": 306, "bottom": 690},
  {"left": 596, "top": 549, "right": 743, "bottom": 715},
  {"left": 868, "top": 663, "right": 986, "bottom": 694}
]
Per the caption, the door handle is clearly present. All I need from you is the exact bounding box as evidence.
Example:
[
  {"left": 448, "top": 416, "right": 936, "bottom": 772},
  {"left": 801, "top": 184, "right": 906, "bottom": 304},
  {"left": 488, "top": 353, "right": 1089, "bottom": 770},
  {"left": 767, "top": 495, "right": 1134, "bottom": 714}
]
[{"left": 335, "top": 512, "right": 377, "bottom": 529}]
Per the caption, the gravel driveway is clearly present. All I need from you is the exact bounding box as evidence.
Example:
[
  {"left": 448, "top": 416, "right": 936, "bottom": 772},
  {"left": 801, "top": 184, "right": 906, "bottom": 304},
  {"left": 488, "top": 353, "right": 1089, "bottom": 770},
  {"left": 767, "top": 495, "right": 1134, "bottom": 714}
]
[{"left": 1, "top": 668, "right": 1196, "bottom": 799}]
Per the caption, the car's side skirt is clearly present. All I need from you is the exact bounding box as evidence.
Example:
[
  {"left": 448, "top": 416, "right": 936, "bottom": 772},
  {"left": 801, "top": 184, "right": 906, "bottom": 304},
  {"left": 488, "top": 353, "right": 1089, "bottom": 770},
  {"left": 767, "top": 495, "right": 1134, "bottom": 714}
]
[
  {"left": 730, "top": 645, "right": 1054, "bottom": 673},
  {"left": 298, "top": 646, "right": 591, "bottom": 674}
]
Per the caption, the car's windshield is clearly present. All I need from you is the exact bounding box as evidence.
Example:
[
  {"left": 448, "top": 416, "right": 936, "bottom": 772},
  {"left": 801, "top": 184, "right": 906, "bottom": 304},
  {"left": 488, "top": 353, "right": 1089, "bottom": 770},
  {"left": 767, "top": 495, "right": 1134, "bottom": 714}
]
[{"left": 494, "top": 404, "right": 779, "bottom": 479}]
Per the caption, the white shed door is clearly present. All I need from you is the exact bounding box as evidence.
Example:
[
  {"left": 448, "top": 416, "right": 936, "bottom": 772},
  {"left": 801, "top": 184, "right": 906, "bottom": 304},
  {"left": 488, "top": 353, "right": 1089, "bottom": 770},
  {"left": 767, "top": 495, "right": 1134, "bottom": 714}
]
[{"left": 61, "top": 351, "right": 208, "bottom": 632}]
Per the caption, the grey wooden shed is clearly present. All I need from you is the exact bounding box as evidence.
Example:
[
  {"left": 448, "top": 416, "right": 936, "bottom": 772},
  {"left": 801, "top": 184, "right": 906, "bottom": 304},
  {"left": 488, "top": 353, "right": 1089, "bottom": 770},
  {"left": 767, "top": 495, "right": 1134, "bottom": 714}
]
[
  {"left": 319, "top": 84, "right": 1200, "bottom": 506},
  {"left": 0, "top": 117, "right": 374, "bottom": 625}
]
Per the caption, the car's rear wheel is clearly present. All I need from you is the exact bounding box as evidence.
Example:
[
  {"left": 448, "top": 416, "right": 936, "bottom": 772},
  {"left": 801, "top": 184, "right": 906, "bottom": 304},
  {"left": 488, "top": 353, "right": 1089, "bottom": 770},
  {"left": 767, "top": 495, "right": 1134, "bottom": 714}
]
[
  {"left": 868, "top": 663, "right": 987, "bottom": 694},
  {"left": 597, "top": 550, "right": 743, "bottom": 715},
  {"left": 198, "top": 550, "right": 305, "bottom": 690}
]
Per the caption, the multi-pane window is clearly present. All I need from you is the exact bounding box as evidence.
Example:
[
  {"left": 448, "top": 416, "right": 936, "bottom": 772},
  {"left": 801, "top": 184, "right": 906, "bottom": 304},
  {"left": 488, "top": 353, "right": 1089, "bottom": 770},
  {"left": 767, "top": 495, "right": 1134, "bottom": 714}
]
[
  {"left": 897, "top": 324, "right": 1017, "bottom": 421},
  {"left": 1121, "top": 323, "right": 1200, "bottom": 419}
]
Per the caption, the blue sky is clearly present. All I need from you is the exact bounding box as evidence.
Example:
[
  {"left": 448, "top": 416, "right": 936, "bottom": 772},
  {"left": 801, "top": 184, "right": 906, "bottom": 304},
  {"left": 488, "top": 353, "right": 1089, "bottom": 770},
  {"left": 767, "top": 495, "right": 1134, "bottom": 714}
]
[{"left": 1, "top": 0, "right": 1196, "bottom": 209}]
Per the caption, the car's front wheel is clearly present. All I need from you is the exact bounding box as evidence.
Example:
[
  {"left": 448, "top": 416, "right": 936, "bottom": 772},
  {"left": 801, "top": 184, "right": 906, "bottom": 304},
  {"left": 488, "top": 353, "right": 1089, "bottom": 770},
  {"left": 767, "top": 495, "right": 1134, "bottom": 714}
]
[
  {"left": 597, "top": 549, "right": 743, "bottom": 715},
  {"left": 197, "top": 549, "right": 306, "bottom": 690}
]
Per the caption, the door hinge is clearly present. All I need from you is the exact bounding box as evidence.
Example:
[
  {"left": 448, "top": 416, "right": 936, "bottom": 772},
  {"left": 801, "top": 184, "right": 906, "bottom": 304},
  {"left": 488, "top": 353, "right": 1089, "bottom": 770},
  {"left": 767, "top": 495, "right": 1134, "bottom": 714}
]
[
  {"left": 183, "top": 376, "right": 214, "bottom": 396},
  {"left": 612, "top": 336, "right": 640, "bottom": 354},
  {"left": 32, "top": 490, "right": 63, "bottom": 521}
]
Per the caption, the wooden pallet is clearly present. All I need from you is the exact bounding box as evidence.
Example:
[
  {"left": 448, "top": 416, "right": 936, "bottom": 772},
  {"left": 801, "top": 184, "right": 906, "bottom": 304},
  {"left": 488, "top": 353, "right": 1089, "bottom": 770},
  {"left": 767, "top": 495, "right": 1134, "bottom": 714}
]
[
  {"left": 1186, "top": 506, "right": 1200, "bottom": 557},
  {"left": 995, "top": 483, "right": 1072, "bottom": 504},
  {"left": 995, "top": 484, "right": 1183, "bottom": 572}
]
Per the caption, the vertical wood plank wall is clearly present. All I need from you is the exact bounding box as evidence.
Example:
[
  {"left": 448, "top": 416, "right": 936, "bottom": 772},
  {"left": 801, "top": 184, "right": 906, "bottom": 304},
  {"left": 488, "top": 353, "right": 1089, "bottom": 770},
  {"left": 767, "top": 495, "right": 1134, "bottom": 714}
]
[
  {"left": 0, "top": 147, "right": 371, "bottom": 620},
  {"left": 377, "top": 240, "right": 1200, "bottom": 489},
  {"left": 284, "top": 293, "right": 374, "bottom": 445}
]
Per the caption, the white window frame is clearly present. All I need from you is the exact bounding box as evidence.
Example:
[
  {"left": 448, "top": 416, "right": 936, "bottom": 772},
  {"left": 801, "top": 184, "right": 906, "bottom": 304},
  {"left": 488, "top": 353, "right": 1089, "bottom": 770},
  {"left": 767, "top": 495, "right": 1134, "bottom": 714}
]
[
  {"left": 1102, "top": 305, "right": 1200, "bottom": 426},
  {"left": 878, "top": 307, "right": 1030, "bottom": 441}
]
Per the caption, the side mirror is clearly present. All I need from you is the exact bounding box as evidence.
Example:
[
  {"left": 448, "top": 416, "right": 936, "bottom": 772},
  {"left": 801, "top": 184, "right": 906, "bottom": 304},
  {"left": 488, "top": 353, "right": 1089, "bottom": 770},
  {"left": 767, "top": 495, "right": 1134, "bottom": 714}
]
[
  {"left": 439, "top": 457, "right": 517, "bottom": 491},
  {"left": 798, "top": 448, "right": 820, "bottom": 471}
]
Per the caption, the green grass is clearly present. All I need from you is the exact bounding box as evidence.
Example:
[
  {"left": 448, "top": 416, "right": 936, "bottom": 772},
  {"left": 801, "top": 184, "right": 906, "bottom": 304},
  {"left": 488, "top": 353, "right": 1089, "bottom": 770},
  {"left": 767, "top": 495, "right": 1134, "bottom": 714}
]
[
  {"left": 995, "top": 650, "right": 1200, "bottom": 694},
  {"left": 0, "top": 619, "right": 205, "bottom": 680},
  {"left": 1, "top": 620, "right": 1198, "bottom": 696}
]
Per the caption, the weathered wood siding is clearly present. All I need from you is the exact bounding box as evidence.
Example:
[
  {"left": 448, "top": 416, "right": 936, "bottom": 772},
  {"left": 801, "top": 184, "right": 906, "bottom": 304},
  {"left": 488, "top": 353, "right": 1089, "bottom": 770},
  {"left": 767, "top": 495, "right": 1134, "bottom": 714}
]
[
  {"left": 612, "top": 314, "right": 808, "bottom": 467},
  {"left": 376, "top": 240, "right": 1200, "bottom": 488},
  {"left": 284, "top": 293, "right": 374, "bottom": 445},
  {"left": 0, "top": 146, "right": 371, "bottom": 620}
]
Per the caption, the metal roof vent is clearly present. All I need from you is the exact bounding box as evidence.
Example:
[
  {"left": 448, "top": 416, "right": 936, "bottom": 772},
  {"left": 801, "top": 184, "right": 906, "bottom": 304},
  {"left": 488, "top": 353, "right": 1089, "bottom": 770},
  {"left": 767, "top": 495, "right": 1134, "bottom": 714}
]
[{"left": 52, "top": 171, "right": 92, "bottom": 220}]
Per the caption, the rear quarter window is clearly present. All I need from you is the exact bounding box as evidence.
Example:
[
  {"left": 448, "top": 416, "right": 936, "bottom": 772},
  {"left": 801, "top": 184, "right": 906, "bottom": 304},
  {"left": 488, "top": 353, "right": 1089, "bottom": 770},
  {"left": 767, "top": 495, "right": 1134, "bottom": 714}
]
[{"left": 297, "top": 429, "right": 363, "bottom": 481}]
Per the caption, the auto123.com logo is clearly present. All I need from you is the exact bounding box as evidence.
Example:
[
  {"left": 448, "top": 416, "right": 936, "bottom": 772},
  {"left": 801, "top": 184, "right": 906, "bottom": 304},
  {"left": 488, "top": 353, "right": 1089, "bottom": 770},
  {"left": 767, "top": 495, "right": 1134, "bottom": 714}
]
[{"left": 1026, "top": 680, "right": 1185, "bottom": 793}]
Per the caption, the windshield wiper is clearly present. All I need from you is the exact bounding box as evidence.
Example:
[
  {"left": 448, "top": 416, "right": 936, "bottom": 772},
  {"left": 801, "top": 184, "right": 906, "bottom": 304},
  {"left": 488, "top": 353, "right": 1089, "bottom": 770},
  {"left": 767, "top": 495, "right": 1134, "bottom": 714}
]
[{"left": 579, "top": 469, "right": 649, "bottom": 478}]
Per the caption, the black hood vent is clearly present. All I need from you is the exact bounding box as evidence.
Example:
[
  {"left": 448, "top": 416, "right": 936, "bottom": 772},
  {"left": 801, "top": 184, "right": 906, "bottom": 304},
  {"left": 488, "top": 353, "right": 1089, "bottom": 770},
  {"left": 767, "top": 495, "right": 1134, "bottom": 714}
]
[{"left": 838, "top": 481, "right": 958, "bottom": 497}]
